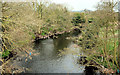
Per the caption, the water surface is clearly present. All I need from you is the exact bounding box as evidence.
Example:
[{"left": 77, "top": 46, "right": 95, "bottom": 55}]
[{"left": 24, "top": 34, "right": 85, "bottom": 73}]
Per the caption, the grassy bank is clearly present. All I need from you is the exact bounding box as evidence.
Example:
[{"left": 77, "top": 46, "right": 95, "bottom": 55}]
[{"left": 74, "top": 1, "right": 119, "bottom": 74}]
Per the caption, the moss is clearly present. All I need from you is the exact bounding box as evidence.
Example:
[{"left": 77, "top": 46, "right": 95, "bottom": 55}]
[
  {"left": 41, "top": 32, "right": 45, "bottom": 36},
  {"left": 2, "top": 50, "right": 11, "bottom": 58}
]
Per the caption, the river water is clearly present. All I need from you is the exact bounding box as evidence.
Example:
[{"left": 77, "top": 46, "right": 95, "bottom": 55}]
[{"left": 23, "top": 34, "right": 85, "bottom": 73}]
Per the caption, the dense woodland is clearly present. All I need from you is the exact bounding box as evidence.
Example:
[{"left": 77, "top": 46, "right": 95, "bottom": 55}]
[{"left": 1, "top": 0, "right": 120, "bottom": 74}]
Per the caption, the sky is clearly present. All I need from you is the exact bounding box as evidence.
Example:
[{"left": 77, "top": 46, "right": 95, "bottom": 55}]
[
  {"left": 50, "top": 0, "right": 101, "bottom": 11},
  {"left": 2, "top": 0, "right": 118, "bottom": 11}
]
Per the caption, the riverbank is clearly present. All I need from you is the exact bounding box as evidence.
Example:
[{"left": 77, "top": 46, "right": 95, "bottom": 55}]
[{"left": 34, "top": 26, "right": 80, "bottom": 41}]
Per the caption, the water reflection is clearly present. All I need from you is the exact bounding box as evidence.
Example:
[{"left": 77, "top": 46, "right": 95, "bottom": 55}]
[{"left": 25, "top": 34, "right": 84, "bottom": 73}]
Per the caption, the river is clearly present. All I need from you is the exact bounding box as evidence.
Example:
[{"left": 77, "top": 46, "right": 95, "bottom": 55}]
[{"left": 22, "top": 34, "right": 85, "bottom": 73}]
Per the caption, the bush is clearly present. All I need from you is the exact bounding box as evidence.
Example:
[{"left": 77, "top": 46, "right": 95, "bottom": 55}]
[{"left": 71, "top": 13, "right": 86, "bottom": 26}]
